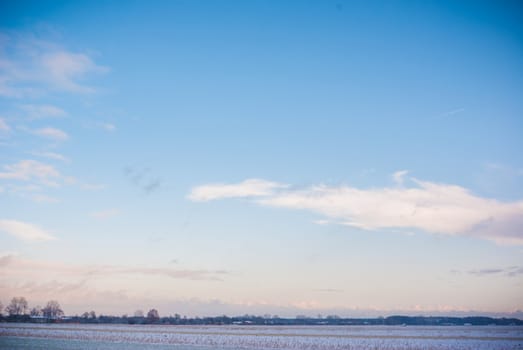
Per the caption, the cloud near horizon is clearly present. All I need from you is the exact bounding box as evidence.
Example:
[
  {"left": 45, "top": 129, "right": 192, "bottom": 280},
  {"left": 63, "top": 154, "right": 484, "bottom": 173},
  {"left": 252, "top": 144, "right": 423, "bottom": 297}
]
[
  {"left": 189, "top": 175, "right": 523, "bottom": 245},
  {"left": 0, "top": 252, "right": 229, "bottom": 281},
  {"left": 0, "top": 252, "right": 229, "bottom": 307}
]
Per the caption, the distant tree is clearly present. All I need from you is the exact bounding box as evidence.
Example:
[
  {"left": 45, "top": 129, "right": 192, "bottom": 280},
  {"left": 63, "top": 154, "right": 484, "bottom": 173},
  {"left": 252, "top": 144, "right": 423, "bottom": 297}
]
[
  {"left": 5, "top": 297, "right": 28, "bottom": 316},
  {"left": 82, "top": 311, "right": 89, "bottom": 319},
  {"left": 30, "top": 306, "right": 42, "bottom": 316},
  {"left": 0, "top": 301, "right": 3, "bottom": 316},
  {"left": 89, "top": 310, "right": 97, "bottom": 319},
  {"left": 134, "top": 309, "right": 144, "bottom": 317},
  {"left": 42, "top": 300, "right": 64, "bottom": 319},
  {"left": 147, "top": 308, "right": 160, "bottom": 322}
]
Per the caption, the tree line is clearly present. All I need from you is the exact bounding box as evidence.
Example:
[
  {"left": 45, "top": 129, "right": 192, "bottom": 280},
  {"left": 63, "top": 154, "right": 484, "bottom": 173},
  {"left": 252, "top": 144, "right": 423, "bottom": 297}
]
[{"left": 1, "top": 296, "right": 522, "bottom": 326}]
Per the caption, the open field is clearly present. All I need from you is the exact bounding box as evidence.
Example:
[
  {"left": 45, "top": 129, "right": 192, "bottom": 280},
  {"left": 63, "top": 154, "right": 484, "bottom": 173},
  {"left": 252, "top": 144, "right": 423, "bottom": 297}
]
[{"left": 1, "top": 323, "right": 523, "bottom": 349}]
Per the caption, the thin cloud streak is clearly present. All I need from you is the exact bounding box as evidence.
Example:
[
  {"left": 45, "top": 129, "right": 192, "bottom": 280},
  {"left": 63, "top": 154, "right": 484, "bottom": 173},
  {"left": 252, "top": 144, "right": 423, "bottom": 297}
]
[
  {"left": 0, "top": 253, "right": 229, "bottom": 281},
  {"left": 0, "top": 220, "right": 56, "bottom": 242},
  {"left": 90, "top": 208, "right": 120, "bottom": 220},
  {"left": 467, "top": 266, "right": 523, "bottom": 277},
  {"left": 189, "top": 179, "right": 288, "bottom": 202},
  {"left": 97, "top": 122, "right": 115, "bottom": 131},
  {"left": 0, "top": 159, "right": 65, "bottom": 187},
  {"left": 20, "top": 104, "right": 67, "bottom": 119},
  {"left": 32, "top": 127, "right": 69, "bottom": 141},
  {"left": 392, "top": 170, "right": 408, "bottom": 186},
  {"left": 31, "top": 151, "right": 69, "bottom": 162}
]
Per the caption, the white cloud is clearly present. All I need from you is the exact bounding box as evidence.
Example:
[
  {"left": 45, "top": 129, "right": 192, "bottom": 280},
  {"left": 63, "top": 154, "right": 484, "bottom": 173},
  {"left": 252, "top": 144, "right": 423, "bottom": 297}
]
[
  {"left": 188, "top": 179, "right": 287, "bottom": 202},
  {"left": 97, "top": 122, "right": 115, "bottom": 131},
  {"left": 0, "top": 117, "right": 10, "bottom": 131},
  {"left": 436, "top": 108, "right": 465, "bottom": 119},
  {"left": 90, "top": 208, "right": 120, "bottom": 220},
  {"left": 190, "top": 175, "right": 523, "bottom": 245},
  {"left": 392, "top": 170, "right": 408, "bottom": 186},
  {"left": 32, "top": 127, "right": 69, "bottom": 141},
  {"left": 0, "top": 33, "right": 108, "bottom": 97},
  {"left": 0, "top": 254, "right": 228, "bottom": 281},
  {"left": 31, "top": 194, "right": 61, "bottom": 203},
  {"left": 31, "top": 151, "right": 69, "bottom": 162},
  {"left": 0, "top": 219, "right": 56, "bottom": 242},
  {"left": 0, "top": 159, "right": 62, "bottom": 186},
  {"left": 20, "top": 104, "right": 67, "bottom": 119},
  {"left": 41, "top": 51, "right": 108, "bottom": 93}
]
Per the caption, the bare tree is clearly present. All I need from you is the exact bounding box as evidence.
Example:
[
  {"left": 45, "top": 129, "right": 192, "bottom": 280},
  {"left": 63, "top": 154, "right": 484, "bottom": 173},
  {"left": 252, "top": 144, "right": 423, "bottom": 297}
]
[
  {"left": 5, "top": 297, "right": 28, "bottom": 316},
  {"left": 42, "top": 300, "right": 64, "bottom": 319},
  {"left": 134, "top": 309, "right": 144, "bottom": 317},
  {"left": 147, "top": 308, "right": 160, "bottom": 323},
  {"left": 89, "top": 310, "right": 96, "bottom": 319},
  {"left": 30, "top": 306, "right": 42, "bottom": 316}
]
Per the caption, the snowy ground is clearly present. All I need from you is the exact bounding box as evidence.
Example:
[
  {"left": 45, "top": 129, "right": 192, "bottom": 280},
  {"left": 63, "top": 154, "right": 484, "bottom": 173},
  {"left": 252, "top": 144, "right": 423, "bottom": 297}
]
[{"left": 1, "top": 323, "right": 522, "bottom": 349}]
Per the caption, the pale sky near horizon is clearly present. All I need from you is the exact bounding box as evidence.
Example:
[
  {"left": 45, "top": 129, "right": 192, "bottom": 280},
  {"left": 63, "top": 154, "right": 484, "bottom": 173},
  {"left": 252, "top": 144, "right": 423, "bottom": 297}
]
[{"left": 1, "top": 0, "right": 523, "bottom": 318}]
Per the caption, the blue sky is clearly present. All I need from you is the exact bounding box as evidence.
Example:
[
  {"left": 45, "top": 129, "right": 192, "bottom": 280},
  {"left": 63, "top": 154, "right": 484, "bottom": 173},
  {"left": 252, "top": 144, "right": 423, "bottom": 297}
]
[{"left": 0, "top": 0, "right": 522, "bottom": 317}]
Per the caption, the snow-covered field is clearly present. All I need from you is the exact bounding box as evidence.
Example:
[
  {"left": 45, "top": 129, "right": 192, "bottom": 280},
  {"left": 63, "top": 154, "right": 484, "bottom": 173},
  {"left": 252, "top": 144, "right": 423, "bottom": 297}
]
[{"left": 1, "top": 323, "right": 522, "bottom": 349}]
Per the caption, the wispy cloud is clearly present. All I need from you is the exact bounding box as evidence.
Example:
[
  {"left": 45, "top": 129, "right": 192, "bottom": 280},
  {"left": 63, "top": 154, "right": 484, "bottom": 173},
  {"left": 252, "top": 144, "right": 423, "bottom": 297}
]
[
  {"left": 0, "top": 253, "right": 229, "bottom": 281},
  {"left": 0, "top": 219, "right": 56, "bottom": 242},
  {"left": 31, "top": 151, "right": 69, "bottom": 162},
  {"left": 90, "top": 208, "right": 120, "bottom": 220},
  {"left": 83, "top": 120, "right": 117, "bottom": 132},
  {"left": 0, "top": 117, "right": 11, "bottom": 131},
  {"left": 436, "top": 108, "right": 465, "bottom": 118},
  {"left": 468, "top": 268, "right": 504, "bottom": 276},
  {"left": 392, "top": 170, "right": 408, "bottom": 186},
  {"left": 30, "top": 194, "right": 61, "bottom": 203},
  {"left": 97, "top": 122, "right": 116, "bottom": 131},
  {"left": 0, "top": 32, "right": 108, "bottom": 97},
  {"left": 189, "top": 174, "right": 523, "bottom": 245},
  {"left": 31, "top": 127, "right": 69, "bottom": 141},
  {"left": 41, "top": 51, "right": 108, "bottom": 93},
  {"left": 188, "top": 179, "right": 288, "bottom": 202},
  {"left": 467, "top": 266, "right": 523, "bottom": 277},
  {"left": 20, "top": 104, "right": 67, "bottom": 119},
  {"left": 0, "top": 159, "right": 64, "bottom": 186},
  {"left": 0, "top": 159, "right": 75, "bottom": 203}
]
